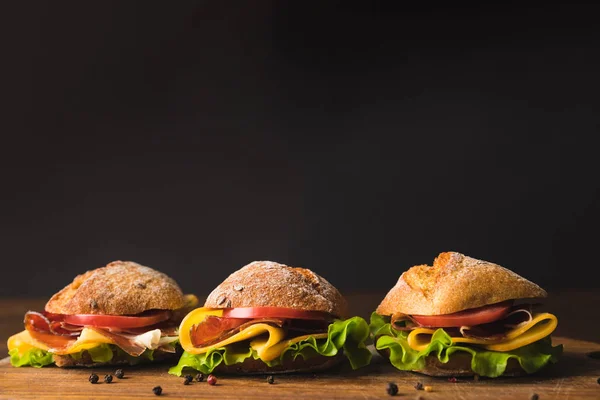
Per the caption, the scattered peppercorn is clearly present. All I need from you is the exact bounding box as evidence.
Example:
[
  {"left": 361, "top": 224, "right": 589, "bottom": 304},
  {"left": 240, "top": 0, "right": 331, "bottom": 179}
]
[
  {"left": 89, "top": 373, "right": 99, "bottom": 384},
  {"left": 196, "top": 373, "right": 204, "bottom": 382},
  {"left": 207, "top": 374, "right": 217, "bottom": 386},
  {"left": 414, "top": 382, "right": 424, "bottom": 390},
  {"left": 104, "top": 374, "right": 113, "bottom": 383},
  {"left": 386, "top": 382, "right": 398, "bottom": 396},
  {"left": 152, "top": 386, "right": 162, "bottom": 396},
  {"left": 530, "top": 394, "right": 539, "bottom": 400},
  {"left": 267, "top": 375, "right": 275, "bottom": 384},
  {"left": 448, "top": 376, "right": 457, "bottom": 383},
  {"left": 424, "top": 385, "right": 433, "bottom": 392},
  {"left": 184, "top": 374, "right": 193, "bottom": 385},
  {"left": 115, "top": 369, "right": 125, "bottom": 379}
]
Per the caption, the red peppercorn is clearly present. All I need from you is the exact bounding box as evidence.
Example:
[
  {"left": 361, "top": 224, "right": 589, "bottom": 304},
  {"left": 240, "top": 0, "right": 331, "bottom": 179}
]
[
  {"left": 207, "top": 374, "right": 217, "bottom": 385},
  {"left": 448, "top": 377, "right": 457, "bottom": 383}
]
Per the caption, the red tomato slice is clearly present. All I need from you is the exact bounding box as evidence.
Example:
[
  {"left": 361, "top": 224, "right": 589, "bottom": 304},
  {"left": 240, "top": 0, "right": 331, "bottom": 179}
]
[
  {"left": 410, "top": 301, "right": 513, "bottom": 328},
  {"left": 62, "top": 310, "right": 170, "bottom": 328},
  {"left": 221, "top": 307, "right": 335, "bottom": 321}
]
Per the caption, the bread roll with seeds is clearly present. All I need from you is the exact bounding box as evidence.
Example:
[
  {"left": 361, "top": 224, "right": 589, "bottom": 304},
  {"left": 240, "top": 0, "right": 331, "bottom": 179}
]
[
  {"left": 204, "top": 261, "right": 347, "bottom": 318},
  {"left": 376, "top": 252, "right": 547, "bottom": 316},
  {"left": 46, "top": 260, "right": 185, "bottom": 315}
]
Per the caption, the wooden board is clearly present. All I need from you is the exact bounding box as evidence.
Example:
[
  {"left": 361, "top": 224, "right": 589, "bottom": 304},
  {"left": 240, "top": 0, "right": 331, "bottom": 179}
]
[{"left": 1, "top": 337, "right": 599, "bottom": 400}]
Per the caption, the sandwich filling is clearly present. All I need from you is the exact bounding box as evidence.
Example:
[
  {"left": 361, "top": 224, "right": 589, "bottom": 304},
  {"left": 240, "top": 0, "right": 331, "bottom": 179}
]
[
  {"left": 370, "top": 302, "right": 562, "bottom": 377},
  {"left": 7, "top": 295, "right": 198, "bottom": 367},
  {"left": 169, "top": 307, "right": 371, "bottom": 375}
]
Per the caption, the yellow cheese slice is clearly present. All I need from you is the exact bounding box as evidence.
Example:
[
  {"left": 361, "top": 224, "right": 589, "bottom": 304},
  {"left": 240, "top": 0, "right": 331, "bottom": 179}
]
[
  {"left": 179, "top": 307, "right": 289, "bottom": 356},
  {"left": 406, "top": 313, "right": 558, "bottom": 352},
  {"left": 251, "top": 333, "right": 329, "bottom": 362},
  {"left": 182, "top": 322, "right": 286, "bottom": 356},
  {"left": 178, "top": 307, "right": 330, "bottom": 361},
  {"left": 7, "top": 328, "right": 173, "bottom": 356},
  {"left": 8, "top": 330, "right": 50, "bottom": 354},
  {"left": 7, "top": 328, "right": 112, "bottom": 355}
]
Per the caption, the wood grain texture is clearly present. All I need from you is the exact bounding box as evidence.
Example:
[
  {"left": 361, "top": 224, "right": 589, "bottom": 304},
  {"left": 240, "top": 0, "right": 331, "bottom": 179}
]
[{"left": 1, "top": 337, "right": 599, "bottom": 400}]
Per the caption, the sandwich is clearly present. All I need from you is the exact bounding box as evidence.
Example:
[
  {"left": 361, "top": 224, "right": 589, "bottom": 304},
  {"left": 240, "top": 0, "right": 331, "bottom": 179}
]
[
  {"left": 169, "top": 261, "right": 371, "bottom": 375},
  {"left": 370, "top": 252, "right": 562, "bottom": 377},
  {"left": 8, "top": 261, "right": 197, "bottom": 367}
]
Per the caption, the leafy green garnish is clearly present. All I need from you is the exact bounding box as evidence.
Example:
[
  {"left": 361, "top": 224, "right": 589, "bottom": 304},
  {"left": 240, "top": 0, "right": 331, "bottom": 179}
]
[
  {"left": 9, "top": 348, "right": 54, "bottom": 368},
  {"left": 370, "top": 312, "right": 562, "bottom": 378},
  {"left": 169, "top": 316, "right": 372, "bottom": 376},
  {"left": 9, "top": 344, "right": 159, "bottom": 367}
]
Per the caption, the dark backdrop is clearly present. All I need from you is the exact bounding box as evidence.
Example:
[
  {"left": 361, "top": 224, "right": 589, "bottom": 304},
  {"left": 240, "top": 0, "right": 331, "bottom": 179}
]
[{"left": 1, "top": 2, "right": 598, "bottom": 297}]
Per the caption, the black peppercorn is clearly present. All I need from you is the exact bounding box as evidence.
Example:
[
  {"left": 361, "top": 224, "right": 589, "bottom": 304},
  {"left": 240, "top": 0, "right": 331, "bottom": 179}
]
[
  {"left": 196, "top": 373, "right": 204, "bottom": 382},
  {"left": 207, "top": 374, "right": 217, "bottom": 385},
  {"left": 152, "top": 386, "right": 162, "bottom": 396},
  {"left": 115, "top": 369, "right": 125, "bottom": 379},
  {"left": 267, "top": 375, "right": 274, "bottom": 384},
  {"left": 104, "top": 374, "right": 113, "bottom": 383},
  {"left": 184, "top": 374, "right": 193, "bottom": 385},
  {"left": 530, "top": 394, "right": 539, "bottom": 400},
  {"left": 414, "top": 382, "right": 423, "bottom": 390},
  {"left": 89, "top": 373, "right": 99, "bottom": 384},
  {"left": 386, "top": 382, "right": 398, "bottom": 396}
]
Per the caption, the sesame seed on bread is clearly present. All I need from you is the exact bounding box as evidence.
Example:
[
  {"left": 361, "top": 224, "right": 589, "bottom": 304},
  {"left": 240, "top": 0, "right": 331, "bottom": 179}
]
[
  {"left": 45, "top": 261, "right": 185, "bottom": 315},
  {"left": 376, "top": 252, "right": 547, "bottom": 316},
  {"left": 204, "top": 261, "right": 347, "bottom": 318}
]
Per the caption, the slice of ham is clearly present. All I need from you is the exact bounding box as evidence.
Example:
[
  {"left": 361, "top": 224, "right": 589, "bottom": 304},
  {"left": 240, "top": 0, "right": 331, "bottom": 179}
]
[
  {"left": 24, "top": 310, "right": 177, "bottom": 356},
  {"left": 390, "top": 313, "right": 420, "bottom": 331},
  {"left": 190, "top": 317, "right": 284, "bottom": 348},
  {"left": 190, "top": 316, "right": 252, "bottom": 347},
  {"left": 390, "top": 305, "right": 536, "bottom": 342},
  {"left": 25, "top": 313, "right": 76, "bottom": 350},
  {"left": 112, "top": 324, "right": 178, "bottom": 337},
  {"left": 25, "top": 311, "right": 81, "bottom": 337},
  {"left": 88, "top": 327, "right": 147, "bottom": 357},
  {"left": 458, "top": 307, "right": 533, "bottom": 341}
]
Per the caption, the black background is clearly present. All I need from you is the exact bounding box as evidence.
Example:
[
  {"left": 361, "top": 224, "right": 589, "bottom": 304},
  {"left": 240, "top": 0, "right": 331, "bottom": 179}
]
[{"left": 1, "top": 2, "right": 598, "bottom": 297}]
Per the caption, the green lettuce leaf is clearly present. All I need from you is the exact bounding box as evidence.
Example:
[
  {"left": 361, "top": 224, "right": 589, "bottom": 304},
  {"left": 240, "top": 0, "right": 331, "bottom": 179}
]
[
  {"left": 9, "top": 343, "right": 160, "bottom": 367},
  {"left": 9, "top": 348, "right": 54, "bottom": 368},
  {"left": 169, "top": 316, "right": 372, "bottom": 376},
  {"left": 370, "top": 312, "right": 563, "bottom": 378}
]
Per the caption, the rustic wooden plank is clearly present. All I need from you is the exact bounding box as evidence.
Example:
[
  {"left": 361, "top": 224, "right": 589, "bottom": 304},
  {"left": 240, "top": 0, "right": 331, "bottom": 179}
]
[{"left": 1, "top": 337, "right": 599, "bottom": 400}]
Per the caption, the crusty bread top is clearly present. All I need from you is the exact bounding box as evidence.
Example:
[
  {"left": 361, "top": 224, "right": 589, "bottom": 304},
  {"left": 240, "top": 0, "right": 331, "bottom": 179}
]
[
  {"left": 204, "top": 261, "right": 347, "bottom": 318},
  {"left": 45, "top": 261, "right": 185, "bottom": 315},
  {"left": 376, "top": 252, "right": 547, "bottom": 316}
]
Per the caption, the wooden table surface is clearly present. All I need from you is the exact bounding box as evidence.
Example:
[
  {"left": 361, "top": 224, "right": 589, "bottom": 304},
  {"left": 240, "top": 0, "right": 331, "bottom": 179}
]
[{"left": 1, "top": 291, "right": 599, "bottom": 399}]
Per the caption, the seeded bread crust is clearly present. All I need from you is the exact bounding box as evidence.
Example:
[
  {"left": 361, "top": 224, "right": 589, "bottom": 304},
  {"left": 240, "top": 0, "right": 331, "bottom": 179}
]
[
  {"left": 45, "top": 261, "right": 185, "bottom": 315},
  {"left": 213, "top": 353, "right": 345, "bottom": 374},
  {"left": 204, "top": 261, "right": 347, "bottom": 318},
  {"left": 376, "top": 252, "right": 547, "bottom": 316}
]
